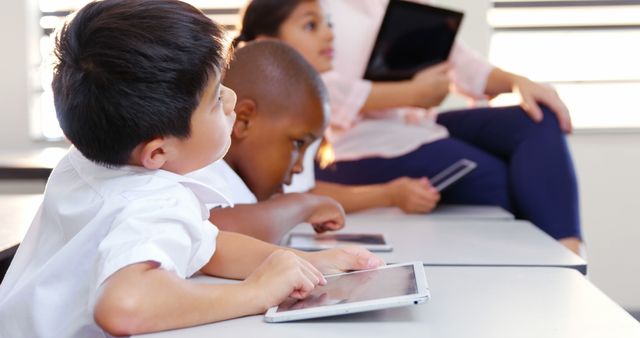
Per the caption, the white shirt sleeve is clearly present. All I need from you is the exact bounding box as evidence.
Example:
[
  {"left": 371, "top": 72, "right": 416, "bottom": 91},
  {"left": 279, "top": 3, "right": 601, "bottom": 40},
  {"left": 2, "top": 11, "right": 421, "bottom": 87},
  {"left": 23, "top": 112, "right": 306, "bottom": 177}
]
[
  {"left": 449, "top": 41, "right": 495, "bottom": 99},
  {"left": 94, "top": 185, "right": 218, "bottom": 289},
  {"left": 285, "top": 139, "right": 321, "bottom": 193}
]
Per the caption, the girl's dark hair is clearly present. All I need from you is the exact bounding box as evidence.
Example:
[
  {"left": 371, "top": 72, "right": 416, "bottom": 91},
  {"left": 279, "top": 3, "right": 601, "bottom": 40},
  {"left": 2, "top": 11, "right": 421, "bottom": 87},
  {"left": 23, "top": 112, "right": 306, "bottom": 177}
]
[
  {"left": 233, "top": 0, "right": 312, "bottom": 48},
  {"left": 52, "top": 0, "right": 229, "bottom": 166}
]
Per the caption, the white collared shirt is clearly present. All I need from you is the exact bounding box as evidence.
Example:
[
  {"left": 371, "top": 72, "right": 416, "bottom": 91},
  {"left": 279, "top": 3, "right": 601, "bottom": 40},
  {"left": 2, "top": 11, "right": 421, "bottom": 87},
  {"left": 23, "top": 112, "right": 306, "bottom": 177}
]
[
  {"left": 0, "top": 147, "right": 231, "bottom": 338},
  {"left": 188, "top": 159, "right": 257, "bottom": 205},
  {"left": 285, "top": 139, "right": 320, "bottom": 194}
]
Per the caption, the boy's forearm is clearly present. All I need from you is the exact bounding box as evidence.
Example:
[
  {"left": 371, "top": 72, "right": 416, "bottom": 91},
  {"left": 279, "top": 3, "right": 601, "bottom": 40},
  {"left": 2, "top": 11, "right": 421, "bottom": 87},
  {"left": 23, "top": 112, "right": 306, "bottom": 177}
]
[
  {"left": 200, "top": 231, "right": 281, "bottom": 279},
  {"left": 311, "top": 181, "right": 392, "bottom": 213},
  {"left": 94, "top": 262, "right": 264, "bottom": 336},
  {"left": 209, "top": 193, "right": 321, "bottom": 243}
]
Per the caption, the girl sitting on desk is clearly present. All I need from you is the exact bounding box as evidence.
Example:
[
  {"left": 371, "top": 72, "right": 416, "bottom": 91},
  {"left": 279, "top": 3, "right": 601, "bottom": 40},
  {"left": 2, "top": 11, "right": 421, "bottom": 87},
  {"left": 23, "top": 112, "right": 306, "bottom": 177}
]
[{"left": 234, "top": 0, "right": 582, "bottom": 255}]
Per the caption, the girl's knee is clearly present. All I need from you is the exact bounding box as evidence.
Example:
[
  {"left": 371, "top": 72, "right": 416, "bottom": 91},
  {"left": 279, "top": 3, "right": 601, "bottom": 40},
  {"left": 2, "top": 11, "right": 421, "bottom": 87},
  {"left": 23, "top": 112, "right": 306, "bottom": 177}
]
[
  {"left": 538, "top": 106, "right": 562, "bottom": 133},
  {"left": 513, "top": 105, "right": 563, "bottom": 142}
]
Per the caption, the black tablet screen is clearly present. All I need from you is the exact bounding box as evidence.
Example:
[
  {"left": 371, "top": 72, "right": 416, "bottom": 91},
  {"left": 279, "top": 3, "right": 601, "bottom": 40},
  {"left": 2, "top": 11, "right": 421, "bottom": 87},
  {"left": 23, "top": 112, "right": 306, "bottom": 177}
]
[{"left": 364, "top": 0, "right": 464, "bottom": 81}]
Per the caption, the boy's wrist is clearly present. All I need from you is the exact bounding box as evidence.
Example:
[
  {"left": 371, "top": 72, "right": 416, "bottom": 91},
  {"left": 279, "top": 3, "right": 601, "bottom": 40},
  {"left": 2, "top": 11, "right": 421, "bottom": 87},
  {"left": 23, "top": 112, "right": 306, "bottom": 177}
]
[{"left": 238, "top": 280, "right": 270, "bottom": 314}]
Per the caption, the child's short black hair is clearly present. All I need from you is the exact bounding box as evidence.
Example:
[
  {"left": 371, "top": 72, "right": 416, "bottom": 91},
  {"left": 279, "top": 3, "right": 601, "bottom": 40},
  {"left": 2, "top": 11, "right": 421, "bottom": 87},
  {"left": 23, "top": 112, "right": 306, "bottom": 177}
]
[
  {"left": 53, "top": 0, "right": 229, "bottom": 166},
  {"left": 223, "top": 40, "right": 328, "bottom": 118}
]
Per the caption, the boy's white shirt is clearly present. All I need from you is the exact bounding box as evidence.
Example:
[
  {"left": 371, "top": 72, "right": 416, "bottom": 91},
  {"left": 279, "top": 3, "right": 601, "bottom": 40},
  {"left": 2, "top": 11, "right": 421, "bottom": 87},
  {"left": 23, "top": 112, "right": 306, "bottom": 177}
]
[
  {"left": 285, "top": 139, "right": 321, "bottom": 194},
  {"left": 188, "top": 159, "right": 258, "bottom": 205},
  {"left": 187, "top": 144, "right": 319, "bottom": 199},
  {"left": 0, "top": 146, "right": 231, "bottom": 338}
]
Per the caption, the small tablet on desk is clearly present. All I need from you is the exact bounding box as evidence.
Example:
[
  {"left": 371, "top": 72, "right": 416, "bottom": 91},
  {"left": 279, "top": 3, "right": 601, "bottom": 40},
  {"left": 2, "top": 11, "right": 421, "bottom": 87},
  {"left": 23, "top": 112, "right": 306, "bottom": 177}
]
[
  {"left": 364, "top": 0, "right": 464, "bottom": 81},
  {"left": 264, "top": 262, "right": 429, "bottom": 323},
  {"left": 286, "top": 232, "right": 392, "bottom": 252}
]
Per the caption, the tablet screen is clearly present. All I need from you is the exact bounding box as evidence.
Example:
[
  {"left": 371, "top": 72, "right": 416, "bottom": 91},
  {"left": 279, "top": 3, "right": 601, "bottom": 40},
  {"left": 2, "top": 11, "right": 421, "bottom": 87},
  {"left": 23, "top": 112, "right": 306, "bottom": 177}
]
[
  {"left": 364, "top": 0, "right": 464, "bottom": 81},
  {"left": 291, "top": 233, "right": 387, "bottom": 246},
  {"left": 276, "top": 265, "right": 417, "bottom": 312}
]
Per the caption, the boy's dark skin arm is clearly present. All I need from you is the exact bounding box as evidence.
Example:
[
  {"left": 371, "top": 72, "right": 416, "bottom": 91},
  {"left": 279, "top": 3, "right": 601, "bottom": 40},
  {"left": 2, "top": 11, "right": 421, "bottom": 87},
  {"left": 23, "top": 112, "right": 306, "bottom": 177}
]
[{"left": 210, "top": 192, "right": 344, "bottom": 243}]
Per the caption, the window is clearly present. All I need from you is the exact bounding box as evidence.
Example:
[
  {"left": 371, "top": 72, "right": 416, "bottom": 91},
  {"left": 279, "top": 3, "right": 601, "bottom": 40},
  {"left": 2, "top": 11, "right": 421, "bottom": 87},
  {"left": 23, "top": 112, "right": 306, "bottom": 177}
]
[
  {"left": 488, "top": 0, "right": 640, "bottom": 130},
  {"left": 34, "top": 0, "right": 248, "bottom": 140}
]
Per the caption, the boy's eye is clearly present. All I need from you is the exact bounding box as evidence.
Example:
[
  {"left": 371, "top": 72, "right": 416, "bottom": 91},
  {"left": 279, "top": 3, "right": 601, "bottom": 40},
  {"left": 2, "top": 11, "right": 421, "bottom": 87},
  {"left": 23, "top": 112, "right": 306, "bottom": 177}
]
[{"left": 292, "top": 139, "right": 305, "bottom": 150}]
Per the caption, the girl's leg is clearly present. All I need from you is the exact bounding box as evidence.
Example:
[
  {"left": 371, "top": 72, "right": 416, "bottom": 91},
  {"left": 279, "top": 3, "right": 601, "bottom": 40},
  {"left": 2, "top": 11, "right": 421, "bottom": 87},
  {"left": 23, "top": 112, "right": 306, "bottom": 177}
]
[
  {"left": 437, "top": 106, "right": 581, "bottom": 241},
  {"left": 315, "top": 137, "right": 514, "bottom": 212}
]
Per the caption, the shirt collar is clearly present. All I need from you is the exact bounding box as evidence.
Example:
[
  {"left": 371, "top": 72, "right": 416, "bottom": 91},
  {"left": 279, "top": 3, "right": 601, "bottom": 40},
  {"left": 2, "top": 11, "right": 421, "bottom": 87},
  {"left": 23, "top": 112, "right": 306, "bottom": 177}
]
[{"left": 67, "top": 146, "right": 233, "bottom": 209}]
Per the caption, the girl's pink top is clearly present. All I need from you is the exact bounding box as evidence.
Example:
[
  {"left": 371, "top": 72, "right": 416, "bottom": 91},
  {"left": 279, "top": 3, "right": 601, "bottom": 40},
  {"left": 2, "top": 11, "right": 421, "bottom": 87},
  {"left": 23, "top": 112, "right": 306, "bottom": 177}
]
[{"left": 322, "top": 0, "right": 494, "bottom": 161}]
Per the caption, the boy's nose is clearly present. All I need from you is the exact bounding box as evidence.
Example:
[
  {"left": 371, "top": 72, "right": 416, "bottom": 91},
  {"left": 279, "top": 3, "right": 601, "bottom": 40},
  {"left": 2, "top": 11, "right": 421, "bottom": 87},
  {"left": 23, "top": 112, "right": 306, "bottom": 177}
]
[{"left": 226, "top": 90, "right": 238, "bottom": 115}]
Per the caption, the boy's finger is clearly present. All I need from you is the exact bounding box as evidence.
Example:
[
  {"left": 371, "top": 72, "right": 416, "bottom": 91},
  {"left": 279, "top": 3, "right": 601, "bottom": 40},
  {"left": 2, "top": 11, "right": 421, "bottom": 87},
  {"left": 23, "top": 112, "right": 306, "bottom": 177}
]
[
  {"left": 299, "top": 255, "right": 327, "bottom": 285},
  {"left": 342, "top": 247, "right": 386, "bottom": 269},
  {"left": 295, "top": 272, "right": 317, "bottom": 297},
  {"left": 312, "top": 223, "right": 325, "bottom": 233},
  {"left": 327, "top": 221, "right": 344, "bottom": 230},
  {"left": 299, "top": 264, "right": 322, "bottom": 287}
]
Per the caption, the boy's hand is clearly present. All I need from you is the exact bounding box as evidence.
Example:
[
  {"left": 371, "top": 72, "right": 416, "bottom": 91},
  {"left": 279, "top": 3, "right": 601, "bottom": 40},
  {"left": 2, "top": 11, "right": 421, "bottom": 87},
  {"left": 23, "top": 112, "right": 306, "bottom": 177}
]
[
  {"left": 243, "top": 250, "right": 326, "bottom": 312},
  {"left": 307, "top": 195, "right": 346, "bottom": 233},
  {"left": 304, "top": 246, "right": 385, "bottom": 275},
  {"left": 387, "top": 177, "right": 440, "bottom": 214}
]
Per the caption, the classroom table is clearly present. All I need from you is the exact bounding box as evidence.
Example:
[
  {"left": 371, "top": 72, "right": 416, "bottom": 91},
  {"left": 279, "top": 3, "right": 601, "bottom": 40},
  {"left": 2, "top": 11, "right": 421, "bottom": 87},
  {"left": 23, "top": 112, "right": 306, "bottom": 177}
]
[
  {"left": 0, "top": 147, "right": 67, "bottom": 180},
  {"left": 350, "top": 204, "right": 515, "bottom": 220},
  {"left": 135, "top": 266, "right": 640, "bottom": 338},
  {"left": 285, "top": 214, "right": 587, "bottom": 274},
  {"left": 0, "top": 194, "right": 42, "bottom": 260}
]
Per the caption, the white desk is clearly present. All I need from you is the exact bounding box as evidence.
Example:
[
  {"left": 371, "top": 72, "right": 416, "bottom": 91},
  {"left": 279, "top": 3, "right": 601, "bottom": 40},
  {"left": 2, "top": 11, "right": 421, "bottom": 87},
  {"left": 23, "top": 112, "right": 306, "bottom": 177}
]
[
  {"left": 288, "top": 214, "right": 587, "bottom": 274},
  {"left": 351, "top": 204, "right": 514, "bottom": 220},
  {"left": 135, "top": 267, "right": 640, "bottom": 338}
]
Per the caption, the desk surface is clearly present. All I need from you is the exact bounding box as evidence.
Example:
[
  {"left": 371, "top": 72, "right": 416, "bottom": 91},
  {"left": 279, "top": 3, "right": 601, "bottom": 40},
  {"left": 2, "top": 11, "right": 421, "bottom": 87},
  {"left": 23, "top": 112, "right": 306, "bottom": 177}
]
[
  {"left": 288, "top": 214, "right": 587, "bottom": 273},
  {"left": 0, "top": 194, "right": 42, "bottom": 260},
  {"left": 0, "top": 147, "right": 67, "bottom": 179},
  {"left": 135, "top": 266, "right": 640, "bottom": 338},
  {"left": 351, "top": 205, "right": 515, "bottom": 220}
]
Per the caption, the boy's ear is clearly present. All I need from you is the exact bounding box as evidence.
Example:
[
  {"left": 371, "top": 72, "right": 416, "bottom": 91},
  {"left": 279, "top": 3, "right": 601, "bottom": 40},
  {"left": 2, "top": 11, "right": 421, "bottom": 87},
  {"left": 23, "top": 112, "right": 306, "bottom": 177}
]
[
  {"left": 232, "top": 98, "right": 258, "bottom": 140},
  {"left": 134, "top": 137, "right": 175, "bottom": 170}
]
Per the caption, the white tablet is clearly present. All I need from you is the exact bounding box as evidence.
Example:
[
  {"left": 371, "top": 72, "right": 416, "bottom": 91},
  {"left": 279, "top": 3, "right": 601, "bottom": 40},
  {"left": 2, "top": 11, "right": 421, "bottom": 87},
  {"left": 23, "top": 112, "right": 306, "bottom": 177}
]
[
  {"left": 430, "top": 158, "right": 477, "bottom": 192},
  {"left": 286, "top": 232, "right": 393, "bottom": 252},
  {"left": 264, "top": 262, "right": 429, "bottom": 323}
]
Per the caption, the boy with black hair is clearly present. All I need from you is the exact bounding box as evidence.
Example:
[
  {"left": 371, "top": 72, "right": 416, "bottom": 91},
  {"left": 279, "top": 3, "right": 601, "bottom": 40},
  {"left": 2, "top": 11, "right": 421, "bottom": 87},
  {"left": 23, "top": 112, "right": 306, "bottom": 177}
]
[{"left": 0, "top": 1, "right": 383, "bottom": 337}]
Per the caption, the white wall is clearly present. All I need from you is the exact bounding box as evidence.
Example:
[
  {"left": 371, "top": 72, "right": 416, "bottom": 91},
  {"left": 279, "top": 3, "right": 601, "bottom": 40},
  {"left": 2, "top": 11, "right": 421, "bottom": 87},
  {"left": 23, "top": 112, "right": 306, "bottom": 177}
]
[
  {"left": 0, "top": 1, "right": 32, "bottom": 150},
  {"left": 569, "top": 133, "right": 640, "bottom": 310},
  {"left": 432, "top": 0, "right": 491, "bottom": 56},
  {"left": 432, "top": 0, "right": 491, "bottom": 110}
]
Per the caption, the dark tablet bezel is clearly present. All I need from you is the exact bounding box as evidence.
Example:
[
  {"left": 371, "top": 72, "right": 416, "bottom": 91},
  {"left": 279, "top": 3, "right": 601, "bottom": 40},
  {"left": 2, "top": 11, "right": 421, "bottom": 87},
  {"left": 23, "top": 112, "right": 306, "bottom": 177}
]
[{"left": 364, "top": 0, "right": 464, "bottom": 81}]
